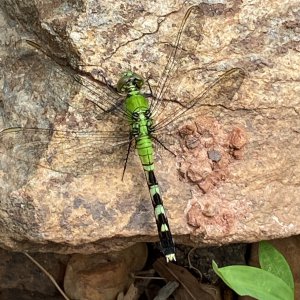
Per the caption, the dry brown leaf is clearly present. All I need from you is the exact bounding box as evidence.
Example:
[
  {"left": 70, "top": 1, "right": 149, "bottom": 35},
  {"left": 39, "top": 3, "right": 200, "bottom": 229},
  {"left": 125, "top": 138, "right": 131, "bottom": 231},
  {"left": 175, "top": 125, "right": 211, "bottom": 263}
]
[{"left": 153, "top": 258, "right": 220, "bottom": 300}]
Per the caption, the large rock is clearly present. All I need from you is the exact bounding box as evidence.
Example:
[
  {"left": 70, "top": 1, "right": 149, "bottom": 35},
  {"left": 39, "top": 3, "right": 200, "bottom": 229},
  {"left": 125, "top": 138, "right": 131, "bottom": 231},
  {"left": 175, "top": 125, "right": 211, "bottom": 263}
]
[
  {"left": 0, "top": 0, "right": 299, "bottom": 254},
  {"left": 64, "top": 243, "right": 147, "bottom": 300}
]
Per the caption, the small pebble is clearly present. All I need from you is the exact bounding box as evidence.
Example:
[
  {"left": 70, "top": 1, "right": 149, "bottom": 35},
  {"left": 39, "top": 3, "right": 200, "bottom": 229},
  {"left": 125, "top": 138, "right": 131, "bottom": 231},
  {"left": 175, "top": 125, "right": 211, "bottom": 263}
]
[{"left": 207, "top": 150, "right": 222, "bottom": 162}]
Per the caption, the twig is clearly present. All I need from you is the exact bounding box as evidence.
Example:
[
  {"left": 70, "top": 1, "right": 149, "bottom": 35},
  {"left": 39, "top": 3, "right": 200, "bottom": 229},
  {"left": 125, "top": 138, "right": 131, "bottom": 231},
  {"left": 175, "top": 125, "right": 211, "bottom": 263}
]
[{"left": 23, "top": 252, "right": 70, "bottom": 300}]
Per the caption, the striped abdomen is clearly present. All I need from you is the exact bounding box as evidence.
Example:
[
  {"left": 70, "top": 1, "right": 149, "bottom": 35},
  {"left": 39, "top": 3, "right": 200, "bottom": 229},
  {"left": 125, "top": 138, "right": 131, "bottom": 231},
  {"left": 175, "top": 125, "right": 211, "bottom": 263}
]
[
  {"left": 122, "top": 86, "right": 176, "bottom": 262},
  {"left": 136, "top": 136, "right": 176, "bottom": 262}
]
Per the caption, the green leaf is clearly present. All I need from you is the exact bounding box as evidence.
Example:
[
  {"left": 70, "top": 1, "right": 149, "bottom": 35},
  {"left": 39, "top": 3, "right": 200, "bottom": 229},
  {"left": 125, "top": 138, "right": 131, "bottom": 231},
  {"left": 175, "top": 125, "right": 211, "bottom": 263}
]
[
  {"left": 212, "top": 261, "right": 294, "bottom": 300},
  {"left": 259, "top": 241, "right": 294, "bottom": 290}
]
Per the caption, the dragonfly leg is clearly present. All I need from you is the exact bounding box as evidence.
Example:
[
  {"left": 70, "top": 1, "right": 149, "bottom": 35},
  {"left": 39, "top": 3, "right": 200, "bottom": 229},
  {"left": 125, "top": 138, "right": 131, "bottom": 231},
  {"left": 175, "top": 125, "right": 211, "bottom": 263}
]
[
  {"left": 152, "top": 136, "right": 176, "bottom": 157},
  {"left": 122, "top": 134, "right": 135, "bottom": 181}
]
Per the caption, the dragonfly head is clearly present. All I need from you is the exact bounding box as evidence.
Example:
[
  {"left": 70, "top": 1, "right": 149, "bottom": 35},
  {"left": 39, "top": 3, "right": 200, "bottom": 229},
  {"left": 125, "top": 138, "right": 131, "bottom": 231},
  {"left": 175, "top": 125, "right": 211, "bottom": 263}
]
[{"left": 117, "top": 71, "right": 144, "bottom": 94}]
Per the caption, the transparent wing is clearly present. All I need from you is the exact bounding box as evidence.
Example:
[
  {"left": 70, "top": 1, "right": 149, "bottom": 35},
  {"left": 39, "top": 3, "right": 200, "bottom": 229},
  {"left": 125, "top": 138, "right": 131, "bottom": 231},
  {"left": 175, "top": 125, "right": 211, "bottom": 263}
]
[
  {"left": 146, "top": 5, "right": 245, "bottom": 142},
  {"left": 0, "top": 127, "right": 131, "bottom": 175},
  {"left": 149, "top": 5, "right": 203, "bottom": 117},
  {"left": 70, "top": 71, "right": 129, "bottom": 119},
  {"left": 1, "top": 42, "right": 132, "bottom": 176},
  {"left": 25, "top": 40, "right": 129, "bottom": 119},
  {"left": 153, "top": 68, "right": 246, "bottom": 140}
]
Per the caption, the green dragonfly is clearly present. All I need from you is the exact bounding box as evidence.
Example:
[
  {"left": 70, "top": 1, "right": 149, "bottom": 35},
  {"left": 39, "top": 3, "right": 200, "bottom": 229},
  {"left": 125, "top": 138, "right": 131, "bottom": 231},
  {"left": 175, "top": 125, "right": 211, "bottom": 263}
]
[{"left": 0, "top": 6, "right": 245, "bottom": 262}]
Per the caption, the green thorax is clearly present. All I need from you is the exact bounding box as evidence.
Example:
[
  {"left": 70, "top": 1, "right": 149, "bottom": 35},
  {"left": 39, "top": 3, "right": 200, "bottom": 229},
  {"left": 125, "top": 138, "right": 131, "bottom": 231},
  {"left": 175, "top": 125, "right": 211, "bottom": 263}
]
[
  {"left": 125, "top": 93, "right": 151, "bottom": 141},
  {"left": 117, "top": 71, "right": 154, "bottom": 167},
  {"left": 125, "top": 94, "right": 149, "bottom": 115},
  {"left": 117, "top": 70, "right": 149, "bottom": 114}
]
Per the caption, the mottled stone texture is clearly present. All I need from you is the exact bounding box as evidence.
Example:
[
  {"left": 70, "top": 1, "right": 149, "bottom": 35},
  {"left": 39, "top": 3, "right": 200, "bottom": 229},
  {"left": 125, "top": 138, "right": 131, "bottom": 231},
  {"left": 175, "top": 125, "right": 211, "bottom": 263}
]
[{"left": 0, "top": 0, "right": 299, "bottom": 254}]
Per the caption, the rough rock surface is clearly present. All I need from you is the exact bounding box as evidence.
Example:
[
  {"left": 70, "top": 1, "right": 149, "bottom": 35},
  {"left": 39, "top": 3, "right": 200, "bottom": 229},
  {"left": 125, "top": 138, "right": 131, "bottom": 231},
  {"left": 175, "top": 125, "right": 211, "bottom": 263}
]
[{"left": 0, "top": 0, "right": 299, "bottom": 254}]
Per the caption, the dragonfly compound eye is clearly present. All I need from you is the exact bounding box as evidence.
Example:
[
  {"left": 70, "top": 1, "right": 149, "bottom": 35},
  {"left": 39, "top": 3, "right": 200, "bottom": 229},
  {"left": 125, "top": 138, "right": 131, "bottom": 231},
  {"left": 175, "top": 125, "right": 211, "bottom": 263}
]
[
  {"left": 117, "top": 76, "right": 130, "bottom": 93},
  {"left": 117, "top": 71, "right": 145, "bottom": 93},
  {"left": 133, "top": 74, "right": 144, "bottom": 89}
]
